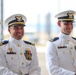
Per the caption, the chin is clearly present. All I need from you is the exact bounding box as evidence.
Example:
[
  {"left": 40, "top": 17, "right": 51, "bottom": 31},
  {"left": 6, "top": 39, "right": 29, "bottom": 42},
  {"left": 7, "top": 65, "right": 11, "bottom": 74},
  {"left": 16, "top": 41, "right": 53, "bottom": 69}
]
[
  {"left": 17, "top": 38, "right": 22, "bottom": 40},
  {"left": 16, "top": 37, "right": 22, "bottom": 40},
  {"left": 66, "top": 32, "right": 71, "bottom": 35}
]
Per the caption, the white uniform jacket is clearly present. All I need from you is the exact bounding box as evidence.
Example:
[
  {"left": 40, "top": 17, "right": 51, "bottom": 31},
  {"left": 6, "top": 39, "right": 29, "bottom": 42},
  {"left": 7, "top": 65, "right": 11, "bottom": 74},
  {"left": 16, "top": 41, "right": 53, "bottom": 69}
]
[
  {"left": 0, "top": 36, "right": 41, "bottom": 75},
  {"left": 46, "top": 32, "right": 76, "bottom": 75}
]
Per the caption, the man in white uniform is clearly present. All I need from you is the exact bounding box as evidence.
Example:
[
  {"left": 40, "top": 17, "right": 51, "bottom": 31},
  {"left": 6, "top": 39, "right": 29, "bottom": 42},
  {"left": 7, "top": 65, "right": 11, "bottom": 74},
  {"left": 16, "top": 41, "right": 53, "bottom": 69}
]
[
  {"left": 46, "top": 10, "right": 76, "bottom": 75},
  {"left": 0, "top": 14, "right": 41, "bottom": 75}
]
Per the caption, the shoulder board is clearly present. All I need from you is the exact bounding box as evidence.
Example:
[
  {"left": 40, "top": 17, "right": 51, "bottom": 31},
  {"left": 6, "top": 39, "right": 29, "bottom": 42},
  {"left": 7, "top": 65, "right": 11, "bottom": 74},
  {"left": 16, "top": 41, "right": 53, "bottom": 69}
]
[
  {"left": 72, "top": 37, "right": 76, "bottom": 40},
  {"left": 23, "top": 41, "right": 35, "bottom": 46},
  {"left": 0, "top": 40, "right": 9, "bottom": 46},
  {"left": 49, "top": 37, "right": 59, "bottom": 42}
]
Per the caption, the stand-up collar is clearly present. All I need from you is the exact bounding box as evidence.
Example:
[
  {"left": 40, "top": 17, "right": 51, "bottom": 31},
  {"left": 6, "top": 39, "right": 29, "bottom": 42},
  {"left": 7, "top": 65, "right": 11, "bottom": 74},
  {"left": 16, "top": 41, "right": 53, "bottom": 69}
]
[
  {"left": 8, "top": 36, "right": 23, "bottom": 45},
  {"left": 59, "top": 32, "right": 71, "bottom": 39}
]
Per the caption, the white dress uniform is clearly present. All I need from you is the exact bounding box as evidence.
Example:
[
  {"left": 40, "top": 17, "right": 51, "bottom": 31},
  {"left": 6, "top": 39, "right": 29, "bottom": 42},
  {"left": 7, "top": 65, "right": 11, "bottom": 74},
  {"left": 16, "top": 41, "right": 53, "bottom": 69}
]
[
  {"left": 46, "top": 32, "right": 76, "bottom": 75},
  {"left": 0, "top": 36, "right": 41, "bottom": 75}
]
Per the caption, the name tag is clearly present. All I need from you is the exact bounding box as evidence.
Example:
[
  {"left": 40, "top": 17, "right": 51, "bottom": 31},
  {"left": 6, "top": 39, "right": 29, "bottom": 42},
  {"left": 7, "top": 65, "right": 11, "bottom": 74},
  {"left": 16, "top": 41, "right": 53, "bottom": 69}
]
[
  {"left": 7, "top": 52, "right": 16, "bottom": 54},
  {"left": 58, "top": 46, "right": 67, "bottom": 49}
]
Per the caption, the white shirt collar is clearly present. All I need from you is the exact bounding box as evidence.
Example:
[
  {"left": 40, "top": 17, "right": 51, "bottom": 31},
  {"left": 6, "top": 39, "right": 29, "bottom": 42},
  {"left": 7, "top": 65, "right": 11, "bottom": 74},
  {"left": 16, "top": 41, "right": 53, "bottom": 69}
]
[
  {"left": 59, "top": 32, "right": 71, "bottom": 39},
  {"left": 8, "top": 36, "right": 23, "bottom": 44}
]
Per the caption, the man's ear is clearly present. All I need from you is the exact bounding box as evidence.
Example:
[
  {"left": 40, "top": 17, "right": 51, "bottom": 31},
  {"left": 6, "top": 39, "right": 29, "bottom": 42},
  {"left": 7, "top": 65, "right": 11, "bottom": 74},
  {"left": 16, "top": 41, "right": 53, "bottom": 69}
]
[
  {"left": 57, "top": 21, "right": 61, "bottom": 27},
  {"left": 8, "top": 28, "right": 10, "bottom": 33}
]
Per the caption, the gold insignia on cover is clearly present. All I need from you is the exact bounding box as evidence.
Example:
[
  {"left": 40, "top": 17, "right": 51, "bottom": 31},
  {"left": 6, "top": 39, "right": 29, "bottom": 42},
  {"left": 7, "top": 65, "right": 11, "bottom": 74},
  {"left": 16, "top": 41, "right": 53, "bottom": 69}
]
[
  {"left": 15, "top": 16, "right": 22, "bottom": 21},
  {"left": 24, "top": 48, "right": 32, "bottom": 60},
  {"left": 67, "top": 13, "right": 74, "bottom": 18}
]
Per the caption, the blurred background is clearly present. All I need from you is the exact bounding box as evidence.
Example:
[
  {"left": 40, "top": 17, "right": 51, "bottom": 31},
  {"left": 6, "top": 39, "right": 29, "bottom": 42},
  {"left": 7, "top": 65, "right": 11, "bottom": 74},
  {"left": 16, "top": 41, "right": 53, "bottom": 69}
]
[
  {"left": 0, "top": 0, "right": 76, "bottom": 43},
  {"left": 0, "top": 0, "right": 76, "bottom": 75}
]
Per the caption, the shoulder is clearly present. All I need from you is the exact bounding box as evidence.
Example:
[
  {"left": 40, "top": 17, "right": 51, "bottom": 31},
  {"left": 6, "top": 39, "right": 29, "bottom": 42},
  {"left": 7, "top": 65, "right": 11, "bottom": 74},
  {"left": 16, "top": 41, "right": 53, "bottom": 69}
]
[
  {"left": 0, "top": 40, "right": 9, "bottom": 46},
  {"left": 72, "top": 37, "right": 76, "bottom": 40},
  {"left": 49, "top": 37, "right": 59, "bottom": 42},
  {"left": 23, "top": 41, "right": 35, "bottom": 46}
]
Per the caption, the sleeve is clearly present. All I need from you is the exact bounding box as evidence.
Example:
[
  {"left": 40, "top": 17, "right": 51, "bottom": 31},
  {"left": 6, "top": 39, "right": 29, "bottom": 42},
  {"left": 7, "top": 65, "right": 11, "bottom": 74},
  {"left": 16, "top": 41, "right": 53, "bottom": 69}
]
[
  {"left": 0, "top": 46, "right": 18, "bottom": 75},
  {"left": 29, "top": 46, "right": 41, "bottom": 75},
  {"left": 45, "top": 41, "right": 75, "bottom": 75}
]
